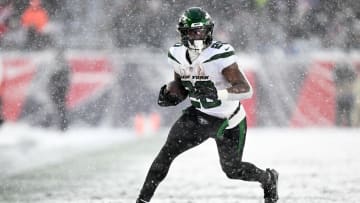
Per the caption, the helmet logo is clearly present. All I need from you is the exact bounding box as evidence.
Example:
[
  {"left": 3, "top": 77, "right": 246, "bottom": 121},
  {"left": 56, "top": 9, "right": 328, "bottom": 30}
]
[{"left": 191, "top": 22, "right": 204, "bottom": 28}]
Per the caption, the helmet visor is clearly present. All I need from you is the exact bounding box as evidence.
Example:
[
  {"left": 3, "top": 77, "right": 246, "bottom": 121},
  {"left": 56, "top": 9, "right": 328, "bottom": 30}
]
[
  {"left": 187, "top": 28, "right": 208, "bottom": 40},
  {"left": 179, "top": 27, "right": 208, "bottom": 40}
]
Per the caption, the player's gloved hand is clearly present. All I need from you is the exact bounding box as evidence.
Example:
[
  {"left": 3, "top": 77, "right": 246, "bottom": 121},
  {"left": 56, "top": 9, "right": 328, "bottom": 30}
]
[
  {"left": 158, "top": 85, "right": 183, "bottom": 106},
  {"left": 193, "top": 84, "right": 218, "bottom": 100}
]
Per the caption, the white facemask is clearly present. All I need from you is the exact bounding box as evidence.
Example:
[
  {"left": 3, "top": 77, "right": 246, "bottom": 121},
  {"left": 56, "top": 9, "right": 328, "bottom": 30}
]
[{"left": 188, "top": 40, "right": 204, "bottom": 53}]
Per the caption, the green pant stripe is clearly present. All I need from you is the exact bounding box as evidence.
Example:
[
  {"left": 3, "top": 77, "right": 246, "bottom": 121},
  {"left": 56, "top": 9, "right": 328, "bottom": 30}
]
[
  {"left": 216, "top": 119, "right": 229, "bottom": 139},
  {"left": 237, "top": 118, "right": 246, "bottom": 154}
]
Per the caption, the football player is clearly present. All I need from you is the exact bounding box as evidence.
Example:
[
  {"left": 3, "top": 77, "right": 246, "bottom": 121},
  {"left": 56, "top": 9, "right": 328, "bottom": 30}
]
[{"left": 136, "top": 7, "right": 278, "bottom": 203}]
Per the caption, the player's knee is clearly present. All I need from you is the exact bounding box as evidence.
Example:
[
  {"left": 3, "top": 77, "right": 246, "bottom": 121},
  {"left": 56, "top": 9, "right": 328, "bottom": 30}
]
[
  {"left": 225, "top": 172, "right": 238, "bottom": 179},
  {"left": 222, "top": 167, "right": 239, "bottom": 179}
]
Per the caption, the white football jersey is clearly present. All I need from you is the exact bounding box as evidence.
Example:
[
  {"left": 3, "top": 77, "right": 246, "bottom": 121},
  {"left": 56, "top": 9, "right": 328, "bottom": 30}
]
[{"left": 167, "top": 41, "right": 249, "bottom": 128}]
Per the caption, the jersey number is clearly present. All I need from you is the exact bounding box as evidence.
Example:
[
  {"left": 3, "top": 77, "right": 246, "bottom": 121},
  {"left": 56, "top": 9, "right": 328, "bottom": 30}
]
[
  {"left": 211, "top": 42, "right": 223, "bottom": 49},
  {"left": 182, "top": 80, "right": 221, "bottom": 109}
]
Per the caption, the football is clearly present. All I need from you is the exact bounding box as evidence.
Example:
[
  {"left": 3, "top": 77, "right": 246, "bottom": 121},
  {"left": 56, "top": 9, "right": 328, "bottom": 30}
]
[{"left": 166, "top": 81, "right": 188, "bottom": 100}]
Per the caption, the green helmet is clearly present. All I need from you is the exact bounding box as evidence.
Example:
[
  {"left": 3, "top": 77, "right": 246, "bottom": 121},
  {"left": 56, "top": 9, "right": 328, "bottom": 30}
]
[{"left": 177, "top": 7, "right": 214, "bottom": 50}]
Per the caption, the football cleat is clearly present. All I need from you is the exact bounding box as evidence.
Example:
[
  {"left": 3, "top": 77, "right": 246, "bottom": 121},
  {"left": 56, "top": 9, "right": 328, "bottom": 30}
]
[{"left": 262, "top": 168, "right": 279, "bottom": 203}]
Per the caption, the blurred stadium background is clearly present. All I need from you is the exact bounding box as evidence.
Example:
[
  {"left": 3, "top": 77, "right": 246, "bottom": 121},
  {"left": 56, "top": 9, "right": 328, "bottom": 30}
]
[{"left": 0, "top": 0, "right": 360, "bottom": 130}]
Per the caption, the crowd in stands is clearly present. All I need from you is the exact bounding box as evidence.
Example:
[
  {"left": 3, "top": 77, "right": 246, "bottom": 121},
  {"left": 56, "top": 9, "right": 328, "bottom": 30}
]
[
  {"left": 0, "top": 0, "right": 359, "bottom": 52},
  {"left": 0, "top": 0, "right": 69, "bottom": 130},
  {"left": 110, "top": 0, "right": 360, "bottom": 52},
  {"left": 0, "top": 0, "right": 57, "bottom": 50}
]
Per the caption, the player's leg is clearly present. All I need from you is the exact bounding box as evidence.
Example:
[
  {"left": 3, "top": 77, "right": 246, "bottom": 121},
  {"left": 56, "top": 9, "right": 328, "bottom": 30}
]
[
  {"left": 136, "top": 109, "right": 210, "bottom": 202},
  {"left": 215, "top": 118, "right": 279, "bottom": 202},
  {"left": 215, "top": 118, "right": 268, "bottom": 182}
]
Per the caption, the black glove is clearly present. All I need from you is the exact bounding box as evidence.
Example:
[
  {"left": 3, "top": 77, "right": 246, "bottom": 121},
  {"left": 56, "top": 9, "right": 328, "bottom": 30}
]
[
  {"left": 193, "top": 83, "right": 218, "bottom": 100},
  {"left": 157, "top": 85, "right": 184, "bottom": 106}
]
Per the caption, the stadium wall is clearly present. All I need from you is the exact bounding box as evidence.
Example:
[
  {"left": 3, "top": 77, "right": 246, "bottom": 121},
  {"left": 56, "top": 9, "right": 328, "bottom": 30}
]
[{"left": 0, "top": 50, "right": 359, "bottom": 128}]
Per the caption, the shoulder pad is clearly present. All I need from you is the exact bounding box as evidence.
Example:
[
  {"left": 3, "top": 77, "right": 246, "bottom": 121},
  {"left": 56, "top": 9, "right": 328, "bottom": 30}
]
[
  {"left": 169, "top": 42, "right": 184, "bottom": 52},
  {"left": 209, "top": 41, "right": 234, "bottom": 53},
  {"left": 203, "top": 41, "right": 236, "bottom": 64},
  {"left": 168, "top": 45, "right": 183, "bottom": 65}
]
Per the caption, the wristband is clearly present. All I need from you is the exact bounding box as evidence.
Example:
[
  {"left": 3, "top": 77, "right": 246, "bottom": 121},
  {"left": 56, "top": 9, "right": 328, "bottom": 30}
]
[{"left": 217, "top": 88, "right": 253, "bottom": 101}]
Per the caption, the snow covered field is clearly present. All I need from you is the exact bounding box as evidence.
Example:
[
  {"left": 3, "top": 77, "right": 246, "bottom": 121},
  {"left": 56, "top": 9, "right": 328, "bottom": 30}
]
[{"left": 0, "top": 123, "right": 359, "bottom": 203}]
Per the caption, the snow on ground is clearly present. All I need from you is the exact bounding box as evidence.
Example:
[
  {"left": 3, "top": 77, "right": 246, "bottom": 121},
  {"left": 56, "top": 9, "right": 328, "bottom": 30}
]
[
  {"left": 0, "top": 123, "right": 359, "bottom": 203},
  {"left": 0, "top": 122, "right": 137, "bottom": 176}
]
